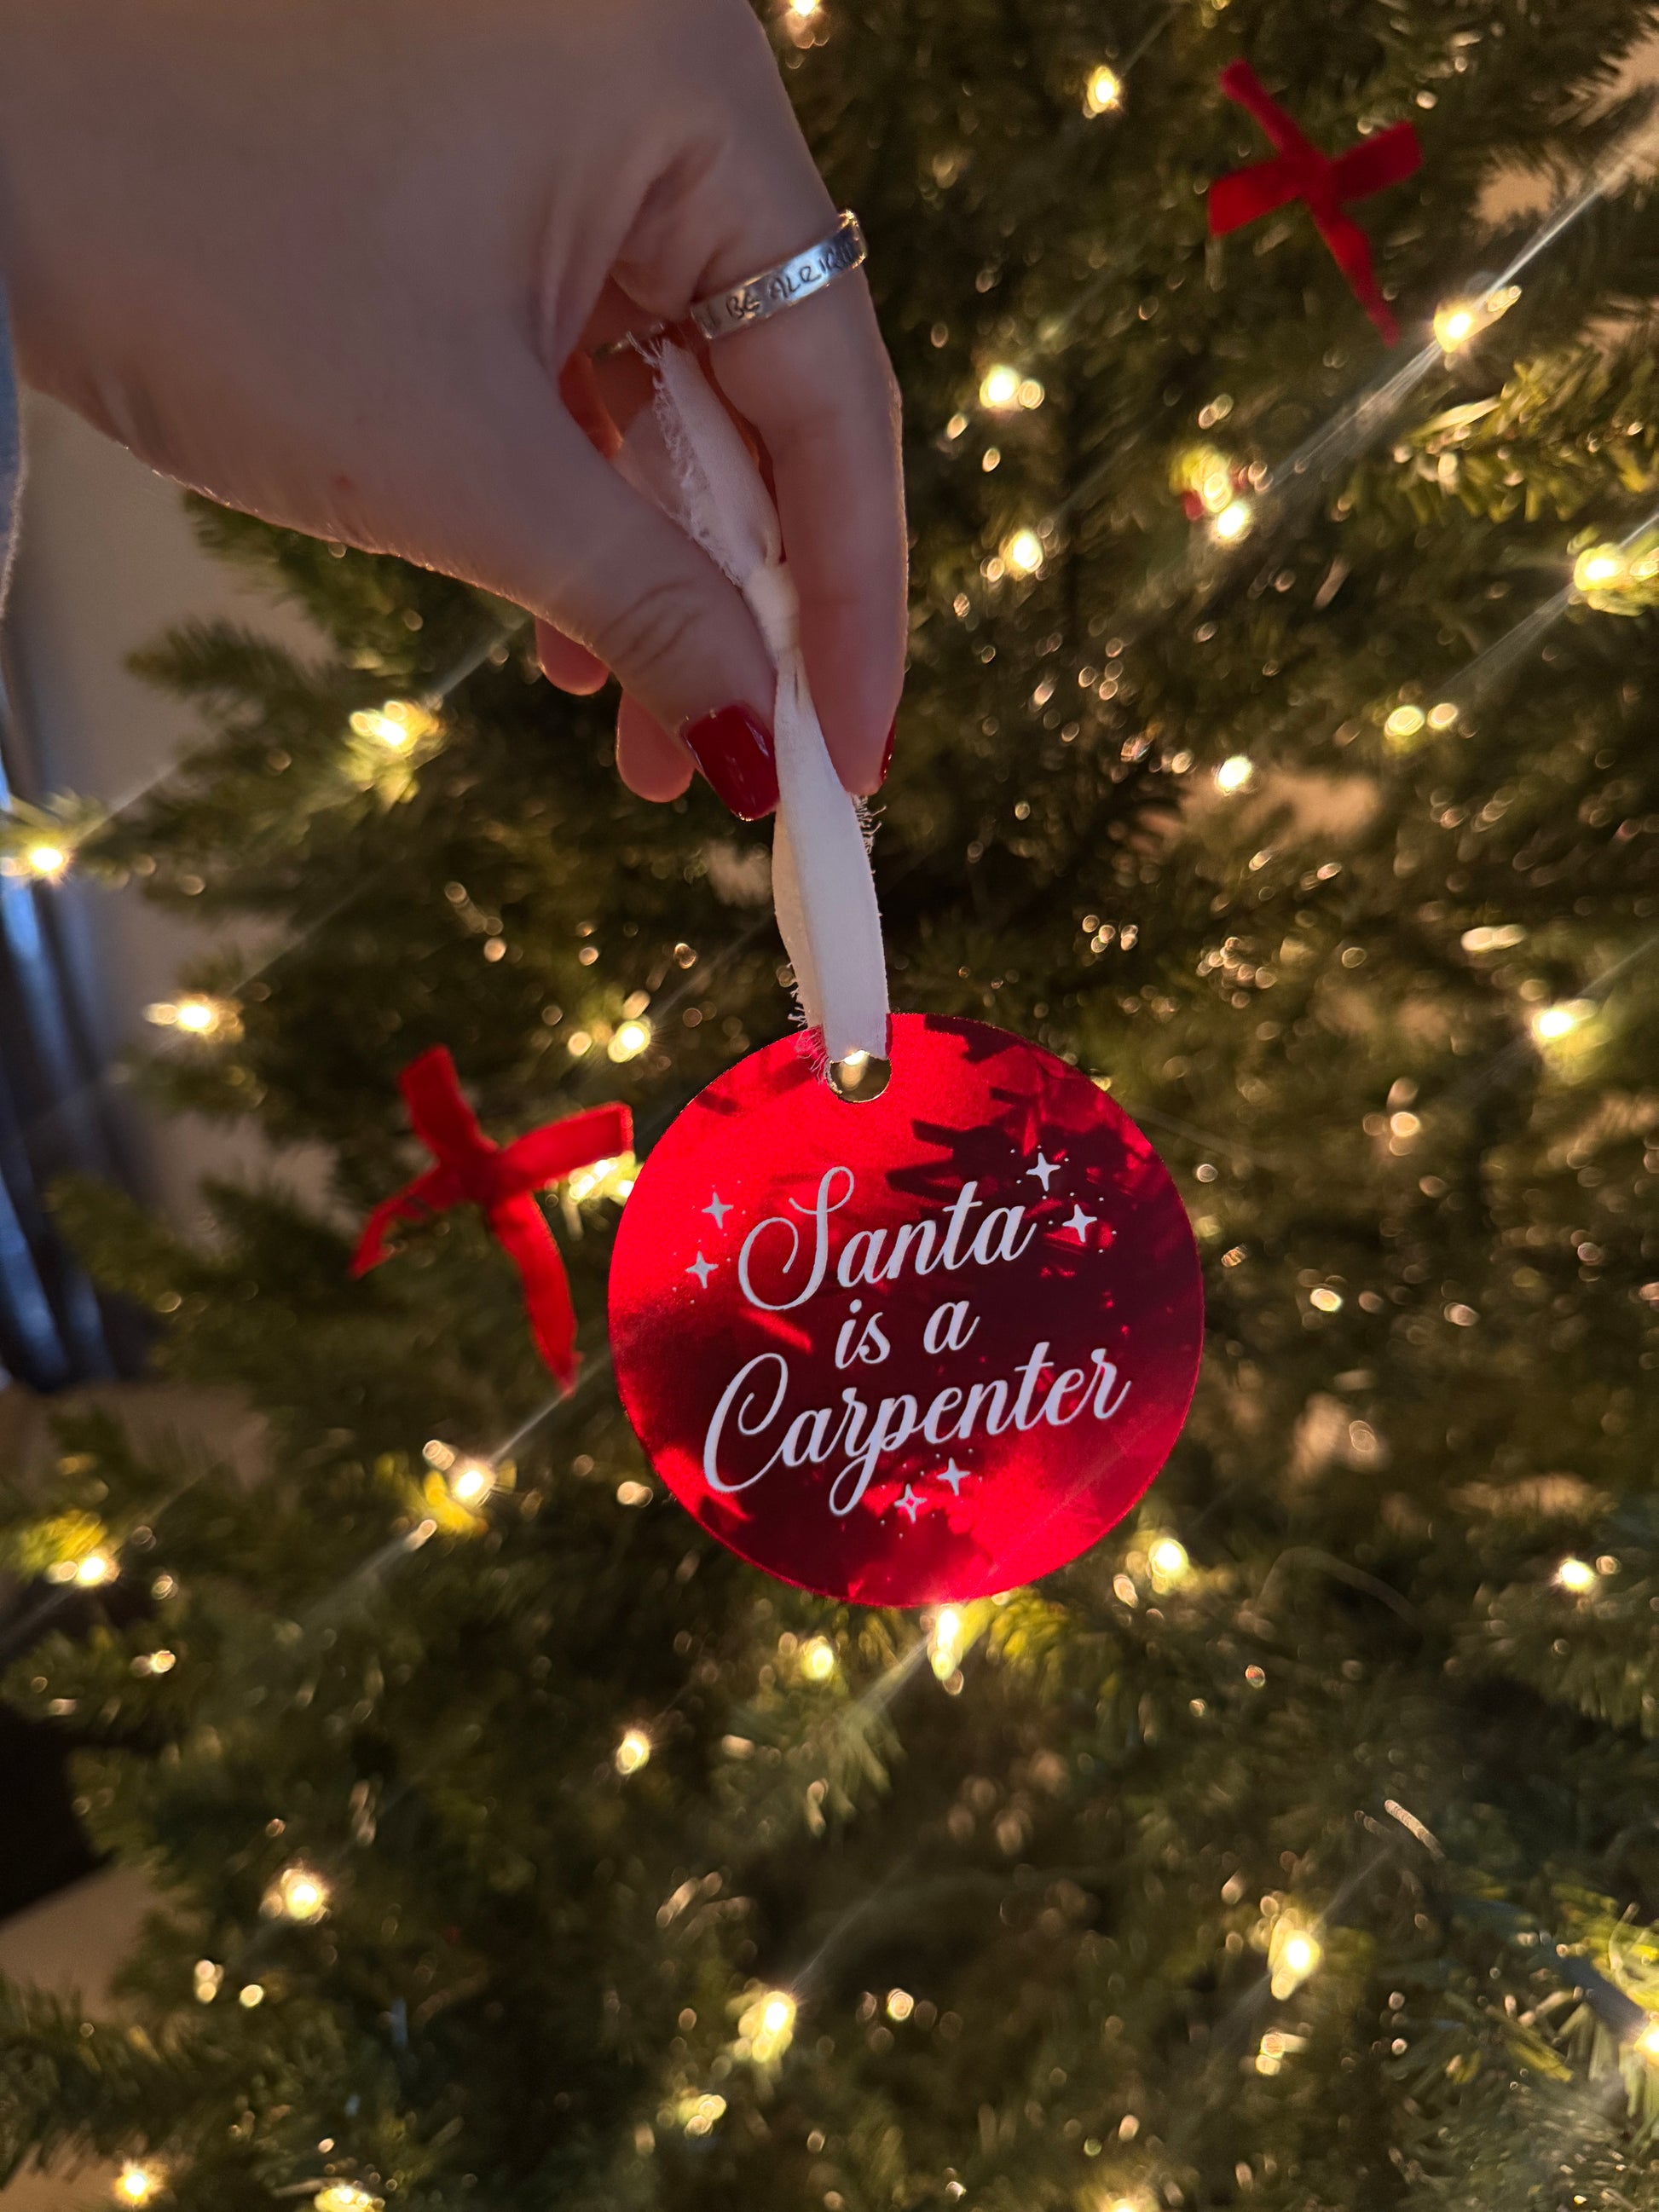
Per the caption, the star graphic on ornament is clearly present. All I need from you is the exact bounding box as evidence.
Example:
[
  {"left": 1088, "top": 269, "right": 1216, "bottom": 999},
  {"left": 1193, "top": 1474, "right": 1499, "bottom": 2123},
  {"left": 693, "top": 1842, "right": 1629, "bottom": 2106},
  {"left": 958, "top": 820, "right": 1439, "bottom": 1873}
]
[
  {"left": 934, "top": 1458, "right": 971, "bottom": 1497},
  {"left": 685, "top": 1251, "right": 717, "bottom": 1288},
  {"left": 1026, "top": 1149, "right": 1061, "bottom": 1193},
  {"left": 1062, "top": 1204, "right": 1095, "bottom": 1244},
  {"left": 894, "top": 1484, "right": 925, "bottom": 1522},
  {"left": 702, "top": 1190, "right": 731, "bottom": 1229}
]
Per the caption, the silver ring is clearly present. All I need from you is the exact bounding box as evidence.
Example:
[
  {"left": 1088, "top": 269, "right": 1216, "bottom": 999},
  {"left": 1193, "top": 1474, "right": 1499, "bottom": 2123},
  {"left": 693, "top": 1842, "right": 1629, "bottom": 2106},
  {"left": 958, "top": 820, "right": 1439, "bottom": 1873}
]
[{"left": 689, "top": 211, "right": 866, "bottom": 343}]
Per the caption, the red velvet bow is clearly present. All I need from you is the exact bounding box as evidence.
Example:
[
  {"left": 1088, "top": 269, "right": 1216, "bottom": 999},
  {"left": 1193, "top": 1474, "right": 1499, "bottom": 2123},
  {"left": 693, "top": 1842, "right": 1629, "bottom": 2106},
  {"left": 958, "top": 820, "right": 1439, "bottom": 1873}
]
[
  {"left": 1208, "top": 61, "right": 1420, "bottom": 344},
  {"left": 350, "top": 1047, "right": 632, "bottom": 1390}
]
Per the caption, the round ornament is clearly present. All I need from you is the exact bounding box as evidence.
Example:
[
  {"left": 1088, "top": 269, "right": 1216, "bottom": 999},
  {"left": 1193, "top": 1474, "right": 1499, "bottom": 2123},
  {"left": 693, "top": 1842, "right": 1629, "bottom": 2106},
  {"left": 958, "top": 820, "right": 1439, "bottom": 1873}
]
[{"left": 609, "top": 1014, "right": 1203, "bottom": 1606}]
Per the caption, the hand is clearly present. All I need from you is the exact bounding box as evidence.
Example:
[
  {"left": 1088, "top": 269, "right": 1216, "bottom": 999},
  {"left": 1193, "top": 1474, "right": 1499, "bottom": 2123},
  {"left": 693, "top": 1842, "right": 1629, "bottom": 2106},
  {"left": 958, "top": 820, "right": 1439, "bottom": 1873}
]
[{"left": 0, "top": 0, "right": 905, "bottom": 817}]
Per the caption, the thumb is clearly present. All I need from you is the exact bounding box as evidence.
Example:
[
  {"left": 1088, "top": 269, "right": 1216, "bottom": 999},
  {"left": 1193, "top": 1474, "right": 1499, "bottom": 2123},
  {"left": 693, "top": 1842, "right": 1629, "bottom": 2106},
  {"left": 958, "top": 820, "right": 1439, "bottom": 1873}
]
[{"left": 488, "top": 361, "right": 782, "bottom": 818}]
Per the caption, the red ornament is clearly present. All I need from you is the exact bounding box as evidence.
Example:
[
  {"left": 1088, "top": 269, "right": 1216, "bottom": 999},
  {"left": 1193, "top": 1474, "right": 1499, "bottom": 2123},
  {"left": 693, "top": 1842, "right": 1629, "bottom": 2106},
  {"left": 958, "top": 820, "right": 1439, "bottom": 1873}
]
[
  {"left": 1208, "top": 61, "right": 1420, "bottom": 343},
  {"left": 351, "top": 1047, "right": 631, "bottom": 1389},
  {"left": 609, "top": 1015, "right": 1203, "bottom": 1606}
]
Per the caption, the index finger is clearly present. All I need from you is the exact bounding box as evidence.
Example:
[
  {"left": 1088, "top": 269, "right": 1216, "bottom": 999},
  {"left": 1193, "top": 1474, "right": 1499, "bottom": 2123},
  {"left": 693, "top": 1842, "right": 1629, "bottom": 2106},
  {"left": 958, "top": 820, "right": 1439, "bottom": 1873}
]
[{"left": 707, "top": 245, "right": 906, "bottom": 796}]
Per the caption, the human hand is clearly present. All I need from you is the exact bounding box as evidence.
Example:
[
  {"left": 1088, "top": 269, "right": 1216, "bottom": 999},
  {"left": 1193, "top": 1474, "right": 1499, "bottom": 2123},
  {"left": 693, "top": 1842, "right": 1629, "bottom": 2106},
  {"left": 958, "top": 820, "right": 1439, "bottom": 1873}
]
[{"left": 0, "top": 0, "right": 905, "bottom": 817}]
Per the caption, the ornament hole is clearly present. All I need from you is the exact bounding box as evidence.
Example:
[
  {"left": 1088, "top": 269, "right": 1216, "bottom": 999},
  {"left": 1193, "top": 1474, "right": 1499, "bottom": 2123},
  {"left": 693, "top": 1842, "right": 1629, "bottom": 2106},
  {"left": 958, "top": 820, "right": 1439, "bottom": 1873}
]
[{"left": 828, "top": 1050, "right": 892, "bottom": 1103}]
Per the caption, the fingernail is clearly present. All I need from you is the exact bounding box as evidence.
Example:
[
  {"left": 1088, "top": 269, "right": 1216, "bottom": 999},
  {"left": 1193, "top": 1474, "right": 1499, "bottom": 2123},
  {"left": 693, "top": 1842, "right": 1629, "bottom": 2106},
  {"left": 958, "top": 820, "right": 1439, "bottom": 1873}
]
[
  {"left": 878, "top": 719, "right": 895, "bottom": 786},
  {"left": 681, "top": 703, "right": 778, "bottom": 820}
]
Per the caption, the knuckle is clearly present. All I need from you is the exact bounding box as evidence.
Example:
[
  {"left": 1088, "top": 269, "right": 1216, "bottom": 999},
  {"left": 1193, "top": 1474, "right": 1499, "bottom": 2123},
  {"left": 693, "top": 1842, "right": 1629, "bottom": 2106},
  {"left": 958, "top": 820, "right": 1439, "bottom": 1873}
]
[{"left": 588, "top": 575, "right": 710, "bottom": 687}]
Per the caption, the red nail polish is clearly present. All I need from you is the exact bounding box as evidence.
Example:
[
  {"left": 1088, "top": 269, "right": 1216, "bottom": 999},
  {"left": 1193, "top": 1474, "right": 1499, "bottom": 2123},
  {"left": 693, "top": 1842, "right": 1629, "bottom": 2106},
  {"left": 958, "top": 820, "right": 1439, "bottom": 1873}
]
[
  {"left": 681, "top": 703, "right": 778, "bottom": 820},
  {"left": 878, "top": 718, "right": 895, "bottom": 785}
]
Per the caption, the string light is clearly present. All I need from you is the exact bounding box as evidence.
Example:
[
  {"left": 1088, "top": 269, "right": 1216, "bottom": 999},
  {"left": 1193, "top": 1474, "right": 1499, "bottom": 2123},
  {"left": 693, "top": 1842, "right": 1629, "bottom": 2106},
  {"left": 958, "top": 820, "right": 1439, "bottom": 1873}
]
[
  {"left": 608, "top": 1019, "right": 651, "bottom": 1062},
  {"left": 315, "top": 2187, "right": 383, "bottom": 2212},
  {"left": 740, "top": 1988, "right": 798, "bottom": 2062},
  {"left": 73, "top": 1550, "right": 118, "bottom": 1588},
  {"left": 563, "top": 1152, "right": 638, "bottom": 1204},
  {"left": 1575, "top": 546, "right": 1624, "bottom": 591},
  {"left": 679, "top": 2093, "right": 726, "bottom": 2137},
  {"left": 22, "top": 841, "right": 69, "bottom": 881},
  {"left": 786, "top": 0, "right": 821, "bottom": 16},
  {"left": 1211, "top": 497, "right": 1253, "bottom": 543},
  {"left": 1432, "top": 283, "right": 1520, "bottom": 353},
  {"left": 145, "top": 995, "right": 239, "bottom": 1039},
  {"left": 616, "top": 1727, "right": 651, "bottom": 1775},
  {"left": 1214, "top": 755, "right": 1254, "bottom": 793},
  {"left": 1002, "top": 527, "right": 1046, "bottom": 576},
  {"left": 238, "top": 1983, "right": 265, "bottom": 2007},
  {"left": 977, "top": 364, "right": 1044, "bottom": 412},
  {"left": 980, "top": 364, "right": 1020, "bottom": 411},
  {"left": 928, "top": 1606, "right": 965, "bottom": 1679},
  {"left": 192, "top": 1960, "right": 223, "bottom": 2004},
  {"left": 447, "top": 1460, "right": 495, "bottom": 1510},
  {"left": 349, "top": 700, "right": 438, "bottom": 753},
  {"left": 1636, "top": 2018, "right": 1659, "bottom": 2061},
  {"left": 799, "top": 1635, "right": 838, "bottom": 1682},
  {"left": 1532, "top": 1000, "right": 1591, "bottom": 1044},
  {"left": 1269, "top": 1920, "right": 1323, "bottom": 1998},
  {"left": 1083, "top": 63, "right": 1124, "bottom": 115},
  {"left": 1384, "top": 704, "right": 1425, "bottom": 742},
  {"left": 885, "top": 1988, "right": 914, "bottom": 2020},
  {"left": 1255, "top": 2027, "right": 1308, "bottom": 2076},
  {"left": 265, "top": 1864, "right": 330, "bottom": 1923},
  {"left": 1555, "top": 1556, "right": 1598, "bottom": 1593},
  {"left": 113, "top": 2164, "right": 164, "bottom": 2205},
  {"left": 1147, "top": 1536, "right": 1190, "bottom": 1585}
]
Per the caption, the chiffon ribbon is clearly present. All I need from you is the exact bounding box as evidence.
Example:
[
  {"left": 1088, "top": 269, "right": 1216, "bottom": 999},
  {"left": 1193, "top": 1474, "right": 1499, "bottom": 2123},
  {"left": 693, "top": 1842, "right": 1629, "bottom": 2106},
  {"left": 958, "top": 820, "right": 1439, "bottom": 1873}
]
[
  {"left": 350, "top": 1046, "right": 631, "bottom": 1389},
  {"left": 1208, "top": 61, "right": 1421, "bottom": 343}
]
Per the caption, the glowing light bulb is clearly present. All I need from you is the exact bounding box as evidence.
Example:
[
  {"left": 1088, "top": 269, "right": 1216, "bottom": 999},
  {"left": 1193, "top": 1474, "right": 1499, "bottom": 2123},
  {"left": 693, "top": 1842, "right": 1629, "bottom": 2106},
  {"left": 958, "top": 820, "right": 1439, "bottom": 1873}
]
[
  {"left": 268, "top": 1863, "right": 330, "bottom": 1922},
  {"left": 1575, "top": 545, "right": 1625, "bottom": 593},
  {"left": 1002, "top": 528, "right": 1045, "bottom": 576},
  {"left": 928, "top": 1606, "right": 964, "bottom": 1680},
  {"left": 1433, "top": 284, "right": 1520, "bottom": 353},
  {"left": 1211, "top": 497, "right": 1253, "bottom": 543},
  {"left": 1269, "top": 1921, "right": 1323, "bottom": 1998},
  {"left": 1555, "top": 1556, "right": 1598, "bottom": 1593},
  {"left": 25, "top": 842, "right": 69, "bottom": 880},
  {"left": 608, "top": 1019, "right": 651, "bottom": 1062},
  {"left": 1309, "top": 1286, "right": 1344, "bottom": 1314},
  {"left": 1384, "top": 704, "right": 1425, "bottom": 742},
  {"left": 1532, "top": 1000, "right": 1590, "bottom": 1043},
  {"left": 448, "top": 1461, "right": 495, "bottom": 1509},
  {"left": 1426, "top": 700, "right": 1459, "bottom": 731},
  {"left": 113, "top": 2164, "right": 162, "bottom": 2205},
  {"left": 1214, "top": 755, "right": 1254, "bottom": 793},
  {"left": 75, "top": 1550, "right": 118, "bottom": 1587},
  {"left": 1637, "top": 2019, "right": 1659, "bottom": 2060},
  {"left": 1434, "top": 304, "right": 1475, "bottom": 349},
  {"left": 741, "top": 1987, "right": 797, "bottom": 2061},
  {"left": 238, "top": 1983, "right": 265, "bottom": 2007},
  {"left": 1084, "top": 63, "right": 1124, "bottom": 115},
  {"left": 144, "top": 993, "right": 239, "bottom": 1039},
  {"left": 1148, "top": 1537, "right": 1190, "bottom": 1583},
  {"left": 316, "top": 2188, "right": 383, "bottom": 2212},
  {"left": 799, "top": 1636, "right": 837, "bottom": 1682},
  {"left": 980, "top": 364, "right": 1022, "bottom": 411},
  {"left": 350, "top": 700, "right": 437, "bottom": 752},
  {"left": 787, "top": 0, "right": 821, "bottom": 16},
  {"left": 616, "top": 1727, "right": 651, "bottom": 1775},
  {"left": 885, "top": 1988, "right": 914, "bottom": 2020}
]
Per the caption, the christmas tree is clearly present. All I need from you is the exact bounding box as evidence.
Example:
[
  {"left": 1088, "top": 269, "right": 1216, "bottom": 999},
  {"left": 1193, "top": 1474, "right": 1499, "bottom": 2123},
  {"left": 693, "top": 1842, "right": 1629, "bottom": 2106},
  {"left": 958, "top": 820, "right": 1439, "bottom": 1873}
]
[{"left": 9, "top": 2, "right": 1659, "bottom": 2206}]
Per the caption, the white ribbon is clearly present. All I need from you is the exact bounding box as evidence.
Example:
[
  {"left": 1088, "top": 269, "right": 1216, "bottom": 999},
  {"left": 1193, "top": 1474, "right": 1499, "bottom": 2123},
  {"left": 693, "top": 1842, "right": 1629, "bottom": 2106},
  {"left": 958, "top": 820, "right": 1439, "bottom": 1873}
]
[{"left": 618, "top": 342, "right": 890, "bottom": 1069}]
